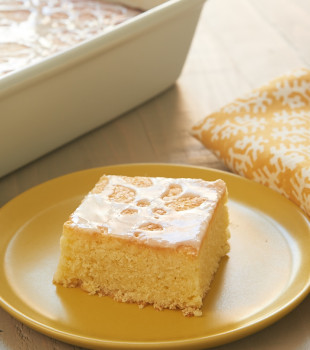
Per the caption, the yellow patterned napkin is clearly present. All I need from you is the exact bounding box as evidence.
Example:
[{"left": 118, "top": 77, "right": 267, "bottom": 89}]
[{"left": 192, "top": 68, "right": 310, "bottom": 217}]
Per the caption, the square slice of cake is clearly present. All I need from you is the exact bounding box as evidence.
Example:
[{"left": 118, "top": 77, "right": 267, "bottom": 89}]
[{"left": 53, "top": 174, "right": 230, "bottom": 316}]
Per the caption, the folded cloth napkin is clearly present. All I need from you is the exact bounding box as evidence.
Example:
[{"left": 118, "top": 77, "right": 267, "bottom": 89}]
[{"left": 192, "top": 68, "right": 310, "bottom": 217}]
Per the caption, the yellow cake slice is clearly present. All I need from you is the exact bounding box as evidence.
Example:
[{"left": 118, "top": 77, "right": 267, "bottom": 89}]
[{"left": 53, "top": 174, "right": 230, "bottom": 316}]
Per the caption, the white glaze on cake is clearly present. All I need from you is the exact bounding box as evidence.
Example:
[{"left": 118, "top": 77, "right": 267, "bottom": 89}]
[
  {"left": 68, "top": 176, "right": 226, "bottom": 251},
  {"left": 0, "top": 0, "right": 142, "bottom": 77}
]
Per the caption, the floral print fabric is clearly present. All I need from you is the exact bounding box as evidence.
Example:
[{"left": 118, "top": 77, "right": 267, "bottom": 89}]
[{"left": 192, "top": 68, "right": 310, "bottom": 217}]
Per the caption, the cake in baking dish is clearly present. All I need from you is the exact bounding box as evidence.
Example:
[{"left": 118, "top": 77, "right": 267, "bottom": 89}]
[
  {"left": 53, "top": 174, "right": 230, "bottom": 316},
  {"left": 0, "top": 0, "right": 143, "bottom": 77}
]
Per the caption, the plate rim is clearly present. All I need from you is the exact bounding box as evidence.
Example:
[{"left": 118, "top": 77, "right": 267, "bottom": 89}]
[{"left": 1, "top": 163, "right": 310, "bottom": 350}]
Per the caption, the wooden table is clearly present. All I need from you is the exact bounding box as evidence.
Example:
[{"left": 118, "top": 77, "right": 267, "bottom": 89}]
[{"left": 1, "top": 0, "right": 309, "bottom": 349}]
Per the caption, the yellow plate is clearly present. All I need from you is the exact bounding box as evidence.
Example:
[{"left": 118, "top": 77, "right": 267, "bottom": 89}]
[{"left": 1, "top": 164, "right": 309, "bottom": 350}]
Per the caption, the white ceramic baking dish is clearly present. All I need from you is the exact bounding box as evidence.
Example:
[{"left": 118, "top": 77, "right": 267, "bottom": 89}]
[{"left": 0, "top": 0, "right": 206, "bottom": 177}]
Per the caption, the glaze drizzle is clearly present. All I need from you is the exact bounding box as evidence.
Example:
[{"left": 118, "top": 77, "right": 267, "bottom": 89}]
[{"left": 68, "top": 175, "right": 226, "bottom": 250}]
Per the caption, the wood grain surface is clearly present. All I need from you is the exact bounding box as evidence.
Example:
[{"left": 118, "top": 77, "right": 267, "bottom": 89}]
[{"left": 1, "top": 0, "right": 309, "bottom": 349}]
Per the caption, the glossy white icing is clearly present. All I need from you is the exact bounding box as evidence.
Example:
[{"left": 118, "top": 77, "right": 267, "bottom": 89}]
[
  {"left": 69, "top": 175, "right": 226, "bottom": 250},
  {"left": 0, "top": 0, "right": 142, "bottom": 77}
]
